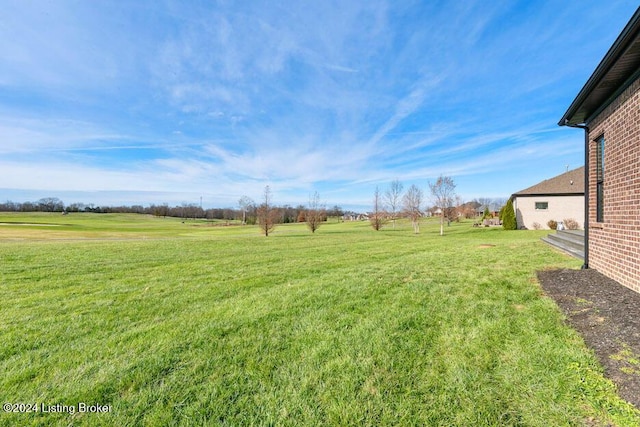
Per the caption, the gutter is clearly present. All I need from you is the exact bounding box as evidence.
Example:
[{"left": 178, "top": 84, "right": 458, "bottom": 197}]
[{"left": 561, "top": 121, "right": 589, "bottom": 269}]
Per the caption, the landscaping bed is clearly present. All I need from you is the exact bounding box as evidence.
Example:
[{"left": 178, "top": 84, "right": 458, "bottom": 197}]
[{"left": 538, "top": 268, "right": 640, "bottom": 409}]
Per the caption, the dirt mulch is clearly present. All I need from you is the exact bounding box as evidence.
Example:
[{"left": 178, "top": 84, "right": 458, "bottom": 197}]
[{"left": 537, "top": 268, "right": 640, "bottom": 409}]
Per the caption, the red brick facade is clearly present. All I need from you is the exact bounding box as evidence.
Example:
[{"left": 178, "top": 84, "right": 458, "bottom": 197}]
[{"left": 587, "top": 79, "right": 640, "bottom": 292}]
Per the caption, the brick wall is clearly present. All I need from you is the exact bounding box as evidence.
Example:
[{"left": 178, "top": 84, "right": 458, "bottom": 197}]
[{"left": 587, "top": 78, "right": 640, "bottom": 292}]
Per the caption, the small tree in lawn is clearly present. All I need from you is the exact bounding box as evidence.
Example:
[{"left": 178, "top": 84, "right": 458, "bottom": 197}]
[
  {"left": 238, "top": 195, "right": 254, "bottom": 225},
  {"left": 384, "top": 179, "right": 404, "bottom": 229},
  {"left": 257, "top": 185, "right": 277, "bottom": 236},
  {"left": 306, "top": 191, "right": 325, "bottom": 233},
  {"left": 370, "top": 186, "right": 387, "bottom": 231},
  {"left": 402, "top": 184, "right": 423, "bottom": 234},
  {"left": 502, "top": 198, "right": 517, "bottom": 230},
  {"left": 482, "top": 206, "right": 491, "bottom": 220},
  {"left": 328, "top": 205, "right": 344, "bottom": 221},
  {"left": 429, "top": 175, "right": 456, "bottom": 236}
]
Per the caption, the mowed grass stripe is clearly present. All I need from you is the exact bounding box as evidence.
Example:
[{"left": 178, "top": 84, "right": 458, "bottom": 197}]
[{"left": 0, "top": 215, "right": 638, "bottom": 426}]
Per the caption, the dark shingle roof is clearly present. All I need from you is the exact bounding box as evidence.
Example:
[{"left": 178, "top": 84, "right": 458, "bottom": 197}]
[{"left": 513, "top": 166, "right": 585, "bottom": 196}]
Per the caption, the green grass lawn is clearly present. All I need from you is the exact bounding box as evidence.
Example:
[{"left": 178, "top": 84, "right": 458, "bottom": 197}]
[{"left": 1, "top": 213, "right": 638, "bottom": 426}]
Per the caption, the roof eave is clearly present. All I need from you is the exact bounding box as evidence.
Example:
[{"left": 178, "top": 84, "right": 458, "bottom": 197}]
[
  {"left": 512, "top": 192, "right": 584, "bottom": 198},
  {"left": 559, "top": 7, "right": 640, "bottom": 127}
]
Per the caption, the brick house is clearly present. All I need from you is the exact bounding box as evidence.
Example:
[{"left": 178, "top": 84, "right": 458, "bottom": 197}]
[
  {"left": 559, "top": 7, "right": 640, "bottom": 292},
  {"left": 511, "top": 166, "right": 584, "bottom": 230}
]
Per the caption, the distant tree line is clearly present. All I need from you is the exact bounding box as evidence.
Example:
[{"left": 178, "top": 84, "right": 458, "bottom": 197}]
[{"left": 0, "top": 197, "right": 344, "bottom": 226}]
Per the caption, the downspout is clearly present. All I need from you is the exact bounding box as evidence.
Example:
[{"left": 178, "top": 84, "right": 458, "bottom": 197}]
[{"left": 563, "top": 120, "right": 589, "bottom": 269}]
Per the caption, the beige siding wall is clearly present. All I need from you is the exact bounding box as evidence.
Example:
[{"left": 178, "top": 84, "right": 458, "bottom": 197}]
[
  {"left": 513, "top": 195, "right": 584, "bottom": 230},
  {"left": 587, "top": 78, "right": 640, "bottom": 293}
]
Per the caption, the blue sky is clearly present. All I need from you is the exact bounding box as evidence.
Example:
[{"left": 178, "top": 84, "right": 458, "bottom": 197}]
[{"left": 1, "top": 1, "right": 638, "bottom": 211}]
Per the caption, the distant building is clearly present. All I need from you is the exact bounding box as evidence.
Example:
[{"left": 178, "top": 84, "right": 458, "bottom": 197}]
[
  {"left": 457, "top": 200, "right": 481, "bottom": 218},
  {"left": 475, "top": 203, "right": 501, "bottom": 218},
  {"left": 511, "top": 167, "right": 585, "bottom": 230},
  {"left": 559, "top": 7, "right": 640, "bottom": 292}
]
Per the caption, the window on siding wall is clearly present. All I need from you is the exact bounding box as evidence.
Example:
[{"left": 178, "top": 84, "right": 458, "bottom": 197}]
[
  {"left": 535, "top": 202, "right": 548, "bottom": 210},
  {"left": 596, "top": 135, "right": 604, "bottom": 222}
]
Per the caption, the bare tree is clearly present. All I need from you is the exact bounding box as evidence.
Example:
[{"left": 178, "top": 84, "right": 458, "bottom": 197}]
[
  {"left": 384, "top": 179, "right": 404, "bottom": 229},
  {"left": 429, "top": 175, "right": 456, "bottom": 236},
  {"left": 402, "top": 184, "right": 423, "bottom": 234},
  {"left": 493, "top": 197, "right": 507, "bottom": 210},
  {"left": 238, "top": 195, "right": 254, "bottom": 225},
  {"left": 477, "top": 197, "right": 492, "bottom": 213},
  {"left": 457, "top": 199, "right": 478, "bottom": 219},
  {"left": 257, "top": 185, "right": 276, "bottom": 236},
  {"left": 37, "top": 197, "right": 64, "bottom": 212},
  {"left": 370, "top": 186, "right": 387, "bottom": 231},
  {"left": 328, "top": 205, "right": 343, "bottom": 220},
  {"left": 451, "top": 195, "right": 464, "bottom": 222},
  {"left": 305, "top": 191, "right": 325, "bottom": 233}
]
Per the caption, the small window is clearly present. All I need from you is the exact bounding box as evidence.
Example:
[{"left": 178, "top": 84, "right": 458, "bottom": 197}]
[
  {"left": 596, "top": 135, "right": 605, "bottom": 222},
  {"left": 535, "top": 202, "right": 548, "bottom": 210}
]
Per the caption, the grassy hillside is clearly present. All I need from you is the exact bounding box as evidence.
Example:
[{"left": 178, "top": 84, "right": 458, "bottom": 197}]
[
  {"left": 1, "top": 213, "right": 638, "bottom": 426},
  {"left": 0, "top": 212, "right": 240, "bottom": 239}
]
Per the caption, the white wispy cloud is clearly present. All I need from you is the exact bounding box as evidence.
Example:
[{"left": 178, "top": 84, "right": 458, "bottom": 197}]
[
  {"left": 366, "top": 75, "right": 444, "bottom": 149},
  {"left": 0, "top": 117, "right": 132, "bottom": 154},
  {"left": 0, "top": 1, "right": 636, "bottom": 209}
]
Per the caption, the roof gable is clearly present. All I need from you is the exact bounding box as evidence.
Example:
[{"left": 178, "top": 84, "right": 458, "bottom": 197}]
[
  {"left": 513, "top": 166, "right": 585, "bottom": 196},
  {"left": 559, "top": 7, "right": 640, "bottom": 126}
]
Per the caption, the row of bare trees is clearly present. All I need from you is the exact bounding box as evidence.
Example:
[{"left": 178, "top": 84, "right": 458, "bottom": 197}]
[
  {"left": 371, "top": 176, "right": 457, "bottom": 235},
  {"left": 255, "top": 186, "right": 328, "bottom": 236}
]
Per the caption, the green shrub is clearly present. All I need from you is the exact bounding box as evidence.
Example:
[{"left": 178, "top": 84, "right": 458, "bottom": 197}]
[
  {"left": 502, "top": 199, "right": 517, "bottom": 230},
  {"left": 482, "top": 206, "right": 492, "bottom": 220}
]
